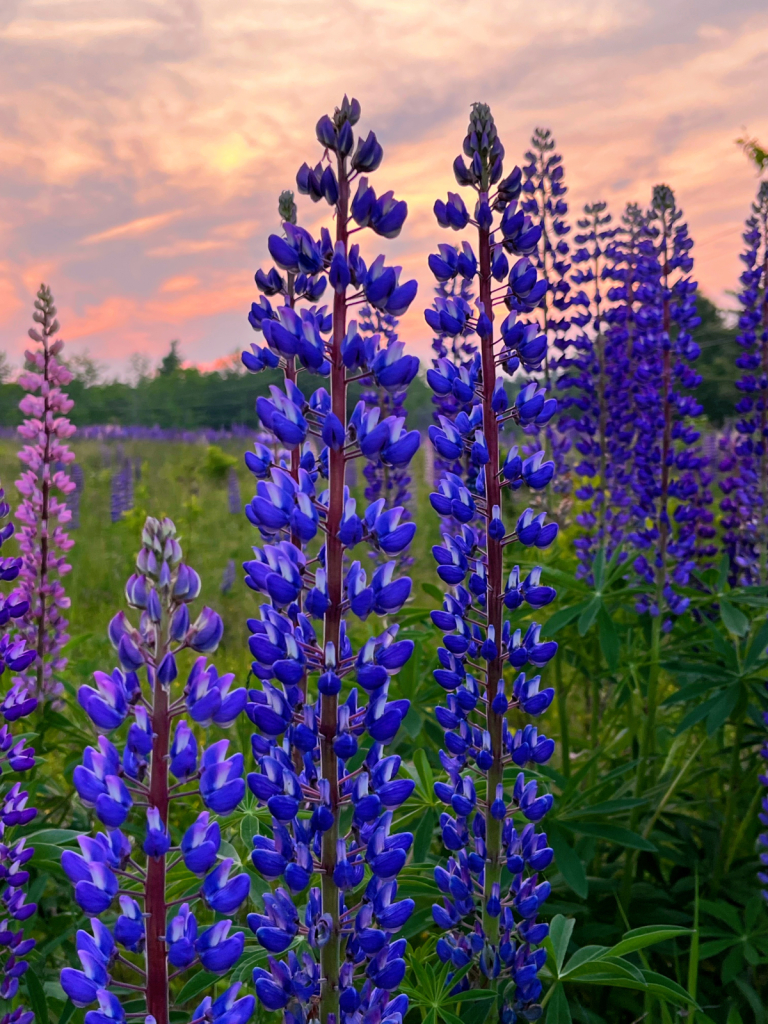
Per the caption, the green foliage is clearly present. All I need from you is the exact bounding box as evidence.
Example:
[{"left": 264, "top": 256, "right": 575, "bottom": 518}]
[{"left": 202, "top": 444, "right": 237, "bottom": 480}]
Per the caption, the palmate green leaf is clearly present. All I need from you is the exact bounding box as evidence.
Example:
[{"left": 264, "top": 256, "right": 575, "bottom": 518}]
[
  {"left": 26, "top": 828, "right": 80, "bottom": 846},
  {"left": 642, "top": 970, "right": 701, "bottom": 1007},
  {"left": 662, "top": 679, "right": 722, "bottom": 705},
  {"left": 661, "top": 660, "right": 733, "bottom": 681},
  {"left": 25, "top": 968, "right": 50, "bottom": 1024},
  {"left": 548, "top": 825, "right": 588, "bottom": 898},
  {"left": 699, "top": 899, "right": 743, "bottom": 933},
  {"left": 459, "top": 994, "right": 496, "bottom": 1024},
  {"left": 544, "top": 601, "right": 591, "bottom": 636},
  {"left": 674, "top": 691, "right": 730, "bottom": 736},
  {"left": 573, "top": 797, "right": 647, "bottom": 815},
  {"left": 720, "top": 599, "right": 750, "bottom": 637},
  {"left": 422, "top": 582, "right": 445, "bottom": 603},
  {"left": 58, "top": 1000, "right": 76, "bottom": 1024},
  {"left": 598, "top": 608, "right": 620, "bottom": 671},
  {"left": 563, "top": 821, "right": 656, "bottom": 852},
  {"left": 700, "top": 615, "right": 739, "bottom": 668},
  {"left": 705, "top": 684, "right": 741, "bottom": 736},
  {"left": 607, "top": 925, "right": 692, "bottom": 958},
  {"left": 413, "top": 748, "right": 435, "bottom": 798},
  {"left": 560, "top": 945, "right": 609, "bottom": 977},
  {"left": 592, "top": 547, "right": 606, "bottom": 590},
  {"left": 547, "top": 915, "right": 576, "bottom": 975},
  {"left": 578, "top": 597, "right": 602, "bottom": 637},
  {"left": 544, "top": 983, "right": 572, "bottom": 1024},
  {"left": 698, "top": 938, "right": 740, "bottom": 959},
  {"left": 744, "top": 617, "right": 768, "bottom": 672},
  {"left": 176, "top": 970, "right": 219, "bottom": 1004},
  {"left": 413, "top": 810, "right": 437, "bottom": 862}
]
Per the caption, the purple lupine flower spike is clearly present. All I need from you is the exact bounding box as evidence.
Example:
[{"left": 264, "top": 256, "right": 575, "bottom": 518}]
[
  {"left": 0, "top": 486, "right": 39, "bottom": 1009},
  {"left": 60, "top": 516, "right": 249, "bottom": 1024},
  {"left": 719, "top": 181, "right": 768, "bottom": 584},
  {"left": 242, "top": 97, "right": 420, "bottom": 1024},
  {"left": 14, "top": 284, "right": 75, "bottom": 703},
  {"left": 516, "top": 128, "right": 573, "bottom": 499},
  {"left": 425, "top": 103, "right": 558, "bottom": 1017},
  {"left": 626, "top": 185, "right": 707, "bottom": 623}
]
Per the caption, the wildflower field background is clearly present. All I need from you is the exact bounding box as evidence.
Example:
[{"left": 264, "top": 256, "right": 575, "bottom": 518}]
[{"left": 8, "top": 430, "right": 766, "bottom": 1024}]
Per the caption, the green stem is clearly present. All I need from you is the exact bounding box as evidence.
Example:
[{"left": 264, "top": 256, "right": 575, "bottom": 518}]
[
  {"left": 687, "top": 864, "right": 699, "bottom": 1024},
  {"left": 712, "top": 694, "right": 747, "bottom": 889},
  {"left": 724, "top": 783, "right": 762, "bottom": 874},
  {"left": 556, "top": 656, "right": 570, "bottom": 778}
]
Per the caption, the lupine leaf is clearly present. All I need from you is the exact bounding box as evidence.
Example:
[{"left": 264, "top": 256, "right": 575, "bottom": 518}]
[
  {"left": 58, "top": 1000, "right": 76, "bottom": 1024},
  {"left": 422, "top": 582, "right": 444, "bottom": 602},
  {"left": 719, "top": 599, "right": 749, "bottom": 637},
  {"left": 608, "top": 925, "right": 692, "bottom": 957},
  {"left": 699, "top": 899, "right": 742, "bottom": 932},
  {"left": 544, "top": 983, "right": 572, "bottom": 1024},
  {"left": 642, "top": 970, "right": 701, "bottom": 1007},
  {"left": 26, "top": 967, "right": 50, "bottom": 1024},
  {"left": 25, "top": 829, "right": 80, "bottom": 845},
  {"left": 548, "top": 825, "right": 588, "bottom": 898},
  {"left": 413, "top": 811, "right": 437, "bottom": 861},
  {"left": 598, "top": 608, "right": 620, "bottom": 670},
  {"left": 578, "top": 597, "right": 602, "bottom": 636},
  {"left": 705, "top": 684, "right": 740, "bottom": 735},
  {"left": 560, "top": 945, "right": 609, "bottom": 976},
  {"left": 176, "top": 970, "right": 219, "bottom": 1004},
  {"left": 743, "top": 617, "right": 768, "bottom": 671},
  {"left": 566, "top": 821, "right": 656, "bottom": 851},
  {"left": 673, "top": 693, "right": 728, "bottom": 736},
  {"left": 548, "top": 915, "right": 576, "bottom": 974},
  {"left": 413, "top": 748, "right": 435, "bottom": 798},
  {"left": 544, "top": 601, "right": 590, "bottom": 635}
]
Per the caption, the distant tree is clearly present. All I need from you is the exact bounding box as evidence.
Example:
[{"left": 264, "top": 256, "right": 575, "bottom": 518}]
[
  {"left": 67, "top": 350, "right": 103, "bottom": 386},
  {"left": 693, "top": 292, "right": 740, "bottom": 425},
  {"left": 737, "top": 133, "right": 768, "bottom": 174},
  {"left": 158, "top": 339, "right": 182, "bottom": 376}
]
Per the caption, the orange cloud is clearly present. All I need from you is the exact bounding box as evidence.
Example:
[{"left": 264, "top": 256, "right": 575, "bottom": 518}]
[{"left": 81, "top": 211, "right": 185, "bottom": 246}]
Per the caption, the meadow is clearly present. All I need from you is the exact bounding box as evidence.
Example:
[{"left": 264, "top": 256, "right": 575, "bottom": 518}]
[{"left": 7, "top": 432, "right": 765, "bottom": 1024}]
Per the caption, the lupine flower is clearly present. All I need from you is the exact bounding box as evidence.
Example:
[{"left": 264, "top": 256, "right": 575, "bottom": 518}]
[
  {"left": 60, "top": 517, "right": 249, "bottom": 1024},
  {"left": 720, "top": 181, "right": 768, "bottom": 584},
  {"left": 14, "top": 284, "right": 75, "bottom": 702},
  {"left": 0, "top": 487, "right": 37, "bottom": 1009},
  {"left": 110, "top": 458, "right": 134, "bottom": 523},
  {"left": 242, "top": 97, "right": 420, "bottom": 1024},
  {"left": 357, "top": 307, "right": 416, "bottom": 569},
  {"left": 424, "top": 103, "right": 558, "bottom": 1018},
  {"left": 624, "top": 185, "right": 707, "bottom": 622},
  {"left": 556, "top": 201, "right": 626, "bottom": 577}
]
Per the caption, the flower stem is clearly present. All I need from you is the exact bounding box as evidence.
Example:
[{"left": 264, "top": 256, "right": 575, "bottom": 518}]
[
  {"left": 318, "top": 145, "right": 350, "bottom": 1024},
  {"left": 478, "top": 216, "right": 504, "bottom": 945},
  {"left": 146, "top": 671, "right": 170, "bottom": 1024}
]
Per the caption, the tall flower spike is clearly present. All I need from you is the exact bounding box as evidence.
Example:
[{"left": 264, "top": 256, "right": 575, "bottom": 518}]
[
  {"left": 558, "top": 201, "right": 623, "bottom": 578},
  {"left": 425, "top": 102, "right": 558, "bottom": 1018},
  {"left": 61, "top": 516, "right": 248, "bottom": 1024},
  {"left": 0, "top": 485, "right": 39, "bottom": 1008},
  {"left": 521, "top": 127, "right": 572, "bottom": 384},
  {"left": 626, "top": 185, "right": 708, "bottom": 624},
  {"left": 242, "top": 97, "right": 420, "bottom": 1024},
  {"left": 358, "top": 306, "right": 415, "bottom": 568},
  {"left": 519, "top": 128, "right": 572, "bottom": 497},
  {"left": 14, "top": 284, "right": 75, "bottom": 702},
  {"left": 719, "top": 181, "right": 768, "bottom": 584}
]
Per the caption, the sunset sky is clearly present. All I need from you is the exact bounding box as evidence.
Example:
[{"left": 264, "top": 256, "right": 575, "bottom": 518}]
[{"left": 0, "top": 0, "right": 766, "bottom": 377}]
